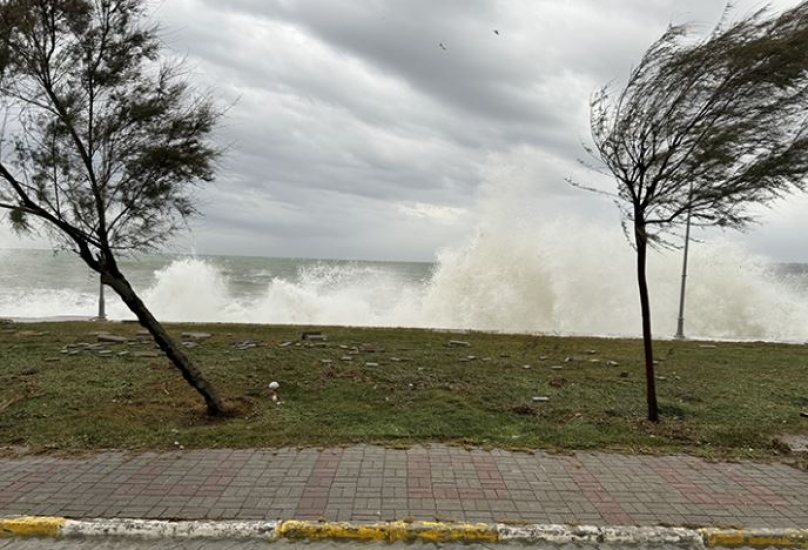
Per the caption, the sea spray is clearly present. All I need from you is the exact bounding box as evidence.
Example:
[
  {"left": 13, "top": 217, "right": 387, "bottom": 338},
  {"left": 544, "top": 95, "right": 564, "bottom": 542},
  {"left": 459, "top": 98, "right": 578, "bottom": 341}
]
[
  {"left": 418, "top": 148, "right": 808, "bottom": 340},
  {"left": 118, "top": 258, "right": 237, "bottom": 322},
  {"left": 1, "top": 241, "right": 807, "bottom": 340},
  {"left": 244, "top": 262, "right": 425, "bottom": 326},
  {"left": 422, "top": 221, "right": 808, "bottom": 340}
]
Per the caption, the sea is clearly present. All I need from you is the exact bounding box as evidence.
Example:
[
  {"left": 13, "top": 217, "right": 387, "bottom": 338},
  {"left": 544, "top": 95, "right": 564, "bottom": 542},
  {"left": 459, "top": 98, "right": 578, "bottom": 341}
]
[{"left": 1, "top": 239, "right": 807, "bottom": 343}]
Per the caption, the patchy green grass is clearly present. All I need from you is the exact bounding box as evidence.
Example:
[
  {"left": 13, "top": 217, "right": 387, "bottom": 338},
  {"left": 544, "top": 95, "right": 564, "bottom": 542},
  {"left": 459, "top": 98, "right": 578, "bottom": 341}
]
[{"left": 1, "top": 321, "right": 806, "bottom": 457}]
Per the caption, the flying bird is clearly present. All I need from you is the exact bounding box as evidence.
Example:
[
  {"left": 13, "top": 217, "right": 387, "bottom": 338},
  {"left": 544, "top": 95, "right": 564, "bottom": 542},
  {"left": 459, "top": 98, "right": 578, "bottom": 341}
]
[
  {"left": 439, "top": 42, "right": 447, "bottom": 50},
  {"left": 494, "top": 29, "right": 500, "bottom": 35}
]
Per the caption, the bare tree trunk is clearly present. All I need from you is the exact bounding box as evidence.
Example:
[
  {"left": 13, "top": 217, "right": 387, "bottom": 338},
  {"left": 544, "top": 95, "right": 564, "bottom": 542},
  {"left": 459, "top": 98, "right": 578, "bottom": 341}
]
[
  {"left": 101, "top": 270, "right": 226, "bottom": 416},
  {"left": 635, "top": 225, "right": 660, "bottom": 423}
]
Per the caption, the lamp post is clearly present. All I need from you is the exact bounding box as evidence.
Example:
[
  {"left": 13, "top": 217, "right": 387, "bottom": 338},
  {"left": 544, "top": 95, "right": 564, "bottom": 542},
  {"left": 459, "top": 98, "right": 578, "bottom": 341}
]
[
  {"left": 674, "top": 186, "right": 693, "bottom": 340},
  {"left": 97, "top": 275, "right": 107, "bottom": 321}
]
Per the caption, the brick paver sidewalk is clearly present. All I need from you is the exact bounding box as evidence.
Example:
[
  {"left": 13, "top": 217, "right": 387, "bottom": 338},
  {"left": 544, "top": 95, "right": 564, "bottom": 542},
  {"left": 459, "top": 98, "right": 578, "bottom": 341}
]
[{"left": 1, "top": 446, "right": 806, "bottom": 528}]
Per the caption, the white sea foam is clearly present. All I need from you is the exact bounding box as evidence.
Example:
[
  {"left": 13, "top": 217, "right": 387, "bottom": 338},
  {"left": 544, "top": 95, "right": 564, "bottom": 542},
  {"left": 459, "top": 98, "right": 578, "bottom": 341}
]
[
  {"left": 3, "top": 239, "right": 807, "bottom": 341},
  {"left": 79, "top": 231, "right": 806, "bottom": 342}
]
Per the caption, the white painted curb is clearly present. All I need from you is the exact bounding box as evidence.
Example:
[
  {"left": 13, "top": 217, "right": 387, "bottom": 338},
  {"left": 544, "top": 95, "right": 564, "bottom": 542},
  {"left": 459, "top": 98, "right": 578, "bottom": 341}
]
[
  {"left": 62, "top": 519, "right": 278, "bottom": 540},
  {"left": 5, "top": 516, "right": 808, "bottom": 547},
  {"left": 497, "top": 524, "right": 704, "bottom": 546}
]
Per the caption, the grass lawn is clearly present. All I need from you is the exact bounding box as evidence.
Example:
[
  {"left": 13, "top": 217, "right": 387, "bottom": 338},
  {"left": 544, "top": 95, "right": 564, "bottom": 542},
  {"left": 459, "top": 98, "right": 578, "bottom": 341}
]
[{"left": 1, "top": 320, "right": 807, "bottom": 457}]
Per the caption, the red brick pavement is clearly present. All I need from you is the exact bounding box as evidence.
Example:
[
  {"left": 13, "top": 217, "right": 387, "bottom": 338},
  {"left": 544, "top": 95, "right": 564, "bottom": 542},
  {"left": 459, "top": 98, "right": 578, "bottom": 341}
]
[{"left": 1, "top": 446, "right": 806, "bottom": 528}]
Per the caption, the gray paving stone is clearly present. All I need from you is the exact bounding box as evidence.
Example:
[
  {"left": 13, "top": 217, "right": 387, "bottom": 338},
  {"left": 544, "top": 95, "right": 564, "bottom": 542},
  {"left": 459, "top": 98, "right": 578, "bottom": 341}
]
[{"left": 2, "top": 445, "right": 808, "bottom": 527}]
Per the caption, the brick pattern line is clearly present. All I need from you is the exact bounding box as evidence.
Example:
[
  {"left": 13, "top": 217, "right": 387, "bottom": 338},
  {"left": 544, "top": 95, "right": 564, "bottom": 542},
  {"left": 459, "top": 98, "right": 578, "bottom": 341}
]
[
  {"left": 647, "top": 460, "right": 786, "bottom": 507},
  {"left": 721, "top": 464, "right": 789, "bottom": 506},
  {"left": 472, "top": 455, "right": 509, "bottom": 500},
  {"left": 295, "top": 448, "right": 343, "bottom": 519},
  {"left": 564, "top": 458, "right": 633, "bottom": 525},
  {"left": 407, "top": 451, "right": 432, "bottom": 499}
]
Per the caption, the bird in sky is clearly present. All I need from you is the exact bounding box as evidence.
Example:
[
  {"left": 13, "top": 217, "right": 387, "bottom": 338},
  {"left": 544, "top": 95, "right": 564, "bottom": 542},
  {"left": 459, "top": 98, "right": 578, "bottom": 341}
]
[
  {"left": 439, "top": 42, "right": 447, "bottom": 50},
  {"left": 494, "top": 29, "right": 500, "bottom": 35}
]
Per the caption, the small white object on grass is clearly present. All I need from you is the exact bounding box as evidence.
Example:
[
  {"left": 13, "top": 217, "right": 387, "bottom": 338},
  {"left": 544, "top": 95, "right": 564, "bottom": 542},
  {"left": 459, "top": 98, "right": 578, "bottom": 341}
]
[{"left": 268, "top": 381, "right": 280, "bottom": 403}]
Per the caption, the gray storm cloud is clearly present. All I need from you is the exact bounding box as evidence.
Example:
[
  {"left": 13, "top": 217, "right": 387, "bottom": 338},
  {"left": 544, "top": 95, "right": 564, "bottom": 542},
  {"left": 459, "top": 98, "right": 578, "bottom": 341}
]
[{"left": 1, "top": 0, "right": 804, "bottom": 261}]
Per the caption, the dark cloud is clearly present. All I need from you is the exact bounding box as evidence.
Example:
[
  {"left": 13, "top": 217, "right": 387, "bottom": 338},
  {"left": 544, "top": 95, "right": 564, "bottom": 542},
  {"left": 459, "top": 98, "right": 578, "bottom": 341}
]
[{"left": 2, "top": 0, "right": 803, "bottom": 261}]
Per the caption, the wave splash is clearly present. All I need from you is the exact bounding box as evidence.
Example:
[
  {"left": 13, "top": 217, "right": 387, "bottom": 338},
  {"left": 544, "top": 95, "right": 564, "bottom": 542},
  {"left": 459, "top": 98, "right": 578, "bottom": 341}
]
[{"left": 80, "top": 230, "right": 807, "bottom": 342}]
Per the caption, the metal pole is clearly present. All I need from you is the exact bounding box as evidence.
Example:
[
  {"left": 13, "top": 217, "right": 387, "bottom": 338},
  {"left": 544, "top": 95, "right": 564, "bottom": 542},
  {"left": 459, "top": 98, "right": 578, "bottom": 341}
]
[
  {"left": 97, "top": 275, "right": 107, "bottom": 321},
  {"left": 674, "top": 189, "right": 693, "bottom": 340}
]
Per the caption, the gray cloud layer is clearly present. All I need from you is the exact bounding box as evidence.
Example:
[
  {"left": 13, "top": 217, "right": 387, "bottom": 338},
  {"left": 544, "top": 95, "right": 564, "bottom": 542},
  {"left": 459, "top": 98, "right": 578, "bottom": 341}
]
[{"left": 2, "top": 0, "right": 805, "bottom": 262}]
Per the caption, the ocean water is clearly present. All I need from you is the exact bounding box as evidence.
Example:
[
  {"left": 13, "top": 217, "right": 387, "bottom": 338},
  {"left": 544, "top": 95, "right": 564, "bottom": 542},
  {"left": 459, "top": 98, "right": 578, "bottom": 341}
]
[{"left": 1, "top": 241, "right": 807, "bottom": 342}]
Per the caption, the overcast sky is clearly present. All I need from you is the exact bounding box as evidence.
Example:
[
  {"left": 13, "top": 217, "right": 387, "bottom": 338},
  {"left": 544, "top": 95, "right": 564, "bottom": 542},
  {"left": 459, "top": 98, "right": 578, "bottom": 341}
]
[{"left": 2, "top": 0, "right": 806, "bottom": 262}]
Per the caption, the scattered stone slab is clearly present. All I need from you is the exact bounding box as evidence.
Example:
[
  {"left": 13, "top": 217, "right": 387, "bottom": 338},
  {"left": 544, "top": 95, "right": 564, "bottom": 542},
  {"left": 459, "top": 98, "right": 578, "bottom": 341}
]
[
  {"left": 132, "top": 351, "right": 161, "bottom": 358},
  {"left": 44, "top": 357, "right": 60, "bottom": 363},
  {"left": 606, "top": 360, "right": 620, "bottom": 366},
  {"left": 699, "top": 344, "right": 717, "bottom": 349},
  {"left": 550, "top": 365, "right": 563, "bottom": 370},
  {"left": 532, "top": 396, "right": 550, "bottom": 402},
  {"left": 365, "top": 362, "right": 379, "bottom": 367},
  {"left": 234, "top": 341, "right": 258, "bottom": 350},
  {"left": 96, "top": 334, "right": 129, "bottom": 344},
  {"left": 182, "top": 342, "right": 199, "bottom": 349},
  {"left": 182, "top": 332, "right": 211, "bottom": 342},
  {"left": 358, "top": 344, "right": 385, "bottom": 353},
  {"left": 98, "top": 350, "right": 113, "bottom": 356},
  {"left": 301, "top": 331, "right": 327, "bottom": 341},
  {"left": 17, "top": 330, "right": 49, "bottom": 337},
  {"left": 538, "top": 355, "right": 548, "bottom": 360},
  {"left": 321, "top": 359, "right": 333, "bottom": 365},
  {"left": 775, "top": 435, "right": 808, "bottom": 454},
  {"left": 279, "top": 341, "right": 294, "bottom": 348},
  {"left": 801, "top": 411, "right": 808, "bottom": 419},
  {"left": 448, "top": 340, "right": 471, "bottom": 347}
]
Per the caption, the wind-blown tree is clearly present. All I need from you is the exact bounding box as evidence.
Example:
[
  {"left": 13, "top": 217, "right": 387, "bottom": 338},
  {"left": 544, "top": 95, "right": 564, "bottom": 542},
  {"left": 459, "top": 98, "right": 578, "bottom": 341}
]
[
  {"left": 0, "top": 0, "right": 226, "bottom": 415},
  {"left": 581, "top": 3, "right": 808, "bottom": 422}
]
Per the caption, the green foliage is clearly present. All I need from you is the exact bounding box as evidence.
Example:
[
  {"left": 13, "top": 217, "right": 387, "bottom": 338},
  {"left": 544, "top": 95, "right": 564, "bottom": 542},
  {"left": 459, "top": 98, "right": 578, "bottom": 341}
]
[
  {"left": 0, "top": 0, "right": 221, "bottom": 255},
  {"left": 8, "top": 207, "right": 29, "bottom": 233},
  {"left": 586, "top": 3, "right": 808, "bottom": 242}
]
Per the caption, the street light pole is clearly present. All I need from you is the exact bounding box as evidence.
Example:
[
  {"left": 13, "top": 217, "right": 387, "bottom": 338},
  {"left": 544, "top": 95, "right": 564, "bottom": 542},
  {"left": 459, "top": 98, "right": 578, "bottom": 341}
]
[
  {"left": 97, "top": 275, "right": 107, "bottom": 321},
  {"left": 674, "top": 186, "right": 693, "bottom": 340}
]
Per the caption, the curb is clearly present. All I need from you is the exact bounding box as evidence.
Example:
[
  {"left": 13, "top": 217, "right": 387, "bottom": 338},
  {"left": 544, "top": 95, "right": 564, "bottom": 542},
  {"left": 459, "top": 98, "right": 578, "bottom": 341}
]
[{"left": 2, "top": 516, "right": 808, "bottom": 547}]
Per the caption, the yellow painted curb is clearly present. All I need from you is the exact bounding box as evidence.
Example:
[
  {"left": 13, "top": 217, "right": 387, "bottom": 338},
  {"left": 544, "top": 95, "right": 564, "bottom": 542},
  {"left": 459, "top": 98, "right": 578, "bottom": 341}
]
[
  {"left": 0, "top": 516, "right": 65, "bottom": 538},
  {"left": 702, "top": 528, "right": 808, "bottom": 548},
  {"left": 276, "top": 520, "right": 498, "bottom": 543}
]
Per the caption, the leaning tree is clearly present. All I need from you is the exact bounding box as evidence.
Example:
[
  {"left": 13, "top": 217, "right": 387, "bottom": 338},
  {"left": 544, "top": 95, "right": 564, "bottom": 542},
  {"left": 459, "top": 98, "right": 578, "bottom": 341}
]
[
  {"left": 581, "top": 3, "right": 808, "bottom": 422},
  {"left": 0, "top": 0, "right": 226, "bottom": 415}
]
